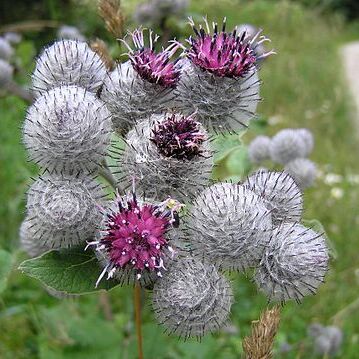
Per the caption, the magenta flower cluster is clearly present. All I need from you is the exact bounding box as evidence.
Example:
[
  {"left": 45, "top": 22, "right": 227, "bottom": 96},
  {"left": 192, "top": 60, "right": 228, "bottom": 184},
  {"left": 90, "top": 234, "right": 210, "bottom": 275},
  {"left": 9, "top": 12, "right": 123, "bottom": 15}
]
[
  {"left": 127, "top": 29, "right": 181, "bottom": 88},
  {"left": 150, "top": 113, "right": 206, "bottom": 160},
  {"left": 102, "top": 193, "right": 173, "bottom": 278},
  {"left": 187, "top": 18, "right": 257, "bottom": 78}
]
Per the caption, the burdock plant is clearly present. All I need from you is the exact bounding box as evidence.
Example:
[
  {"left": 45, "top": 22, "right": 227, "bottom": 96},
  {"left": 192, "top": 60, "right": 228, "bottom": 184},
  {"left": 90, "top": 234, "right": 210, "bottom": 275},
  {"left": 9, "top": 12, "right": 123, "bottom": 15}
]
[{"left": 18, "top": 7, "right": 329, "bottom": 359}]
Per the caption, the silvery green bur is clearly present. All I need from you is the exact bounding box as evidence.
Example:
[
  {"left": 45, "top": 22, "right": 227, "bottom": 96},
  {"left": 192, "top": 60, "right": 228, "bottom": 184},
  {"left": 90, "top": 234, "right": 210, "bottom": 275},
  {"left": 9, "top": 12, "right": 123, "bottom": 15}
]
[
  {"left": 248, "top": 135, "right": 272, "bottom": 164},
  {"left": 243, "top": 170, "right": 303, "bottom": 225},
  {"left": 285, "top": 158, "right": 317, "bottom": 189},
  {"left": 0, "top": 59, "right": 13, "bottom": 88},
  {"left": 20, "top": 217, "right": 53, "bottom": 257},
  {"left": 185, "top": 183, "right": 272, "bottom": 270},
  {"left": 152, "top": 255, "right": 233, "bottom": 339},
  {"left": 26, "top": 174, "right": 105, "bottom": 248},
  {"left": 255, "top": 222, "right": 329, "bottom": 303},
  {"left": 32, "top": 39, "right": 106, "bottom": 98},
  {"left": 23, "top": 85, "right": 111, "bottom": 173},
  {"left": 0, "top": 37, "right": 14, "bottom": 61},
  {"left": 270, "top": 128, "right": 307, "bottom": 164}
]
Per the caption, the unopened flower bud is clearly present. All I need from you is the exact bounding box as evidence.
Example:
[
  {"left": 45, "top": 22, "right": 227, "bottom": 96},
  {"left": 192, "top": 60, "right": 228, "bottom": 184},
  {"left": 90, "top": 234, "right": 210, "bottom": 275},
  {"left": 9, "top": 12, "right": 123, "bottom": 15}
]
[
  {"left": 32, "top": 40, "right": 106, "bottom": 98},
  {"left": 248, "top": 135, "right": 271, "bottom": 164},
  {"left": 0, "top": 59, "right": 13, "bottom": 87},
  {"left": 270, "top": 129, "right": 307, "bottom": 164},
  {"left": 20, "top": 217, "right": 54, "bottom": 257},
  {"left": 152, "top": 255, "right": 233, "bottom": 338},
  {"left": 297, "top": 128, "right": 314, "bottom": 156},
  {"left": 57, "top": 25, "right": 86, "bottom": 41},
  {"left": 255, "top": 222, "right": 329, "bottom": 302},
  {"left": 0, "top": 37, "right": 14, "bottom": 61},
  {"left": 26, "top": 174, "right": 104, "bottom": 248},
  {"left": 243, "top": 170, "right": 303, "bottom": 225},
  {"left": 285, "top": 158, "right": 317, "bottom": 189},
  {"left": 186, "top": 183, "right": 272, "bottom": 270},
  {"left": 23, "top": 85, "right": 111, "bottom": 173}
]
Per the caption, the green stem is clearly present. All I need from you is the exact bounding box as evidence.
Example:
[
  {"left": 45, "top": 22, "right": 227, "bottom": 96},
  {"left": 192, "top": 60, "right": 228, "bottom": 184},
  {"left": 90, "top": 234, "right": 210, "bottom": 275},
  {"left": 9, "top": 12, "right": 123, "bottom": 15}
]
[{"left": 134, "top": 283, "right": 144, "bottom": 359}]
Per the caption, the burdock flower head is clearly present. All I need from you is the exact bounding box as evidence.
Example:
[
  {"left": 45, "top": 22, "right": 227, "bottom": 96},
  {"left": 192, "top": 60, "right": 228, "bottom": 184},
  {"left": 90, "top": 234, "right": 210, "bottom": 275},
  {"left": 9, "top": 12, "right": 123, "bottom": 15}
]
[
  {"left": 186, "top": 18, "right": 257, "bottom": 78},
  {"left": 175, "top": 17, "right": 274, "bottom": 132},
  {"left": 92, "top": 190, "right": 180, "bottom": 286},
  {"left": 150, "top": 112, "right": 206, "bottom": 160},
  {"left": 126, "top": 28, "right": 181, "bottom": 88},
  {"left": 101, "top": 29, "right": 181, "bottom": 134},
  {"left": 121, "top": 112, "right": 212, "bottom": 202}
]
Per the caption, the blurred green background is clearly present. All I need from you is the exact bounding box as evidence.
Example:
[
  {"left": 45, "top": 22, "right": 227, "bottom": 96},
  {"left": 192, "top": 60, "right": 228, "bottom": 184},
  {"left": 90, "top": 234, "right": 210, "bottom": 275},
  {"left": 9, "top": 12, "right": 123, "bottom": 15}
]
[{"left": 1, "top": 0, "right": 359, "bottom": 358}]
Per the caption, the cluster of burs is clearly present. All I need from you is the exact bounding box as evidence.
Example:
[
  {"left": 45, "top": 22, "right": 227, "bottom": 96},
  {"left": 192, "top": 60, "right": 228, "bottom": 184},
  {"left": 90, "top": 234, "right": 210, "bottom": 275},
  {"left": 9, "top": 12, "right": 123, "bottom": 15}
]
[
  {"left": 20, "top": 19, "right": 329, "bottom": 339},
  {"left": 248, "top": 128, "right": 317, "bottom": 189}
]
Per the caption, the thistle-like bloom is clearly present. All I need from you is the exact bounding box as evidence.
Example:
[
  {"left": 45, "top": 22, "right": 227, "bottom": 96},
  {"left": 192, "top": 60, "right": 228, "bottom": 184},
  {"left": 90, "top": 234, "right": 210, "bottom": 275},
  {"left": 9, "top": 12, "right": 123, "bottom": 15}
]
[
  {"left": 243, "top": 170, "right": 303, "bottom": 225},
  {"left": 185, "top": 183, "right": 272, "bottom": 270},
  {"left": 101, "top": 29, "right": 181, "bottom": 134},
  {"left": 26, "top": 174, "right": 104, "bottom": 248},
  {"left": 126, "top": 29, "right": 181, "bottom": 88},
  {"left": 248, "top": 135, "right": 272, "bottom": 164},
  {"left": 152, "top": 255, "right": 233, "bottom": 338},
  {"left": 297, "top": 128, "right": 314, "bottom": 156},
  {"left": 285, "top": 158, "right": 317, "bottom": 189},
  {"left": 0, "top": 59, "right": 13, "bottom": 88},
  {"left": 0, "top": 37, "right": 14, "bottom": 61},
  {"left": 32, "top": 40, "right": 106, "bottom": 98},
  {"left": 20, "top": 217, "right": 53, "bottom": 257},
  {"left": 270, "top": 129, "right": 307, "bottom": 165},
  {"left": 255, "top": 222, "right": 329, "bottom": 303},
  {"left": 23, "top": 85, "right": 111, "bottom": 173},
  {"left": 175, "top": 18, "right": 274, "bottom": 132},
  {"left": 92, "top": 191, "right": 179, "bottom": 287},
  {"left": 120, "top": 113, "right": 212, "bottom": 202}
]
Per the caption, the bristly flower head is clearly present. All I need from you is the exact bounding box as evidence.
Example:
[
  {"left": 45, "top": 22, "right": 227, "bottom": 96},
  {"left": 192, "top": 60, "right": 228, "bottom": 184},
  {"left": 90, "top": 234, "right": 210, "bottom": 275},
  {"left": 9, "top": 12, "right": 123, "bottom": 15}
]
[
  {"left": 23, "top": 85, "right": 111, "bottom": 173},
  {"left": 121, "top": 113, "right": 212, "bottom": 202},
  {"left": 285, "top": 158, "right": 317, "bottom": 189},
  {"left": 186, "top": 183, "right": 272, "bottom": 271},
  {"left": 248, "top": 135, "right": 272, "bottom": 164},
  {"left": 186, "top": 17, "right": 274, "bottom": 78},
  {"left": 92, "top": 191, "right": 180, "bottom": 286},
  {"left": 255, "top": 222, "right": 329, "bottom": 303},
  {"left": 270, "top": 128, "right": 307, "bottom": 165},
  {"left": 122, "top": 28, "right": 181, "bottom": 88},
  {"left": 150, "top": 113, "right": 206, "bottom": 160},
  {"left": 26, "top": 174, "right": 104, "bottom": 249},
  {"left": 0, "top": 59, "right": 13, "bottom": 88},
  {"left": 20, "top": 217, "right": 53, "bottom": 257},
  {"left": 152, "top": 255, "right": 233, "bottom": 339},
  {"left": 0, "top": 37, "right": 14, "bottom": 61},
  {"left": 32, "top": 40, "right": 107, "bottom": 98},
  {"left": 243, "top": 170, "right": 303, "bottom": 225}
]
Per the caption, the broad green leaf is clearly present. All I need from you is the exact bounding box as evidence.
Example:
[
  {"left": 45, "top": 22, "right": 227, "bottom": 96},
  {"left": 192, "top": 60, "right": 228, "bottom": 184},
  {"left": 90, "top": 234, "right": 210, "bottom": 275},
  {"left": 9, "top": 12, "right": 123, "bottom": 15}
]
[
  {"left": 18, "top": 246, "right": 119, "bottom": 294},
  {"left": 225, "top": 146, "right": 251, "bottom": 179},
  {"left": 0, "top": 249, "right": 13, "bottom": 294},
  {"left": 213, "top": 132, "right": 246, "bottom": 163},
  {"left": 38, "top": 303, "right": 123, "bottom": 359}
]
